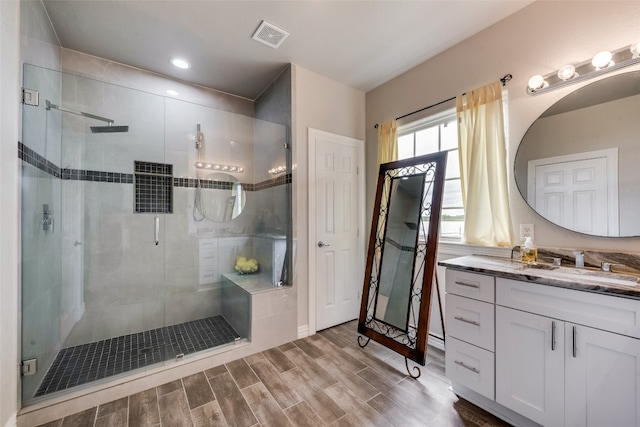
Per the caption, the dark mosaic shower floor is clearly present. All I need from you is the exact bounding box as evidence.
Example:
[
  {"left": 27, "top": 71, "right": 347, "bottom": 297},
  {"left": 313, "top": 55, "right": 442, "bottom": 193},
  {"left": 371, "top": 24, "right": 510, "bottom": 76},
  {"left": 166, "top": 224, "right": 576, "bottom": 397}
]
[{"left": 35, "top": 315, "right": 240, "bottom": 397}]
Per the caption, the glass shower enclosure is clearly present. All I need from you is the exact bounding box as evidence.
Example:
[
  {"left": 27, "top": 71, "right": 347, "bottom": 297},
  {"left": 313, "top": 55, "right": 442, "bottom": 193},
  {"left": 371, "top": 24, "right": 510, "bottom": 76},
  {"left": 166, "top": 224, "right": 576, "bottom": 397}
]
[{"left": 20, "top": 64, "right": 292, "bottom": 404}]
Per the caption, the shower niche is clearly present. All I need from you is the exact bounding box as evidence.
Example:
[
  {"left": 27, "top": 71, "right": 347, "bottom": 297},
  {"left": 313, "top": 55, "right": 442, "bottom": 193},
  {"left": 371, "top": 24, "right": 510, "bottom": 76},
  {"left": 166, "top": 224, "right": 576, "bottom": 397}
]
[{"left": 20, "top": 64, "right": 293, "bottom": 404}]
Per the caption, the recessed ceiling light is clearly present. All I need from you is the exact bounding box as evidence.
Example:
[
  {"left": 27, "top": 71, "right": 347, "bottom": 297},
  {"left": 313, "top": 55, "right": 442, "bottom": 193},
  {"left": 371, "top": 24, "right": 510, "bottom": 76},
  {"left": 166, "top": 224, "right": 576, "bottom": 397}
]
[
  {"left": 166, "top": 90, "right": 179, "bottom": 96},
  {"left": 170, "top": 58, "right": 190, "bottom": 69}
]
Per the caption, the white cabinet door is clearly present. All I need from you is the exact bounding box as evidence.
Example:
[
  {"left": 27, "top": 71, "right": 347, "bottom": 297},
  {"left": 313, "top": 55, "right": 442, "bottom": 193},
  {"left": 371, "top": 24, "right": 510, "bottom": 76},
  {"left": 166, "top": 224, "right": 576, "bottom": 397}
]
[
  {"left": 496, "top": 306, "right": 564, "bottom": 426},
  {"left": 565, "top": 324, "right": 640, "bottom": 427}
]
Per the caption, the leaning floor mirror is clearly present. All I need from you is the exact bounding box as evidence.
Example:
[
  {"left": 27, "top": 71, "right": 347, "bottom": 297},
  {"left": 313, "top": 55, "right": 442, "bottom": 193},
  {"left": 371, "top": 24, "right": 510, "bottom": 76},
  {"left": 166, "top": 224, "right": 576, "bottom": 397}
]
[{"left": 358, "top": 152, "right": 447, "bottom": 378}]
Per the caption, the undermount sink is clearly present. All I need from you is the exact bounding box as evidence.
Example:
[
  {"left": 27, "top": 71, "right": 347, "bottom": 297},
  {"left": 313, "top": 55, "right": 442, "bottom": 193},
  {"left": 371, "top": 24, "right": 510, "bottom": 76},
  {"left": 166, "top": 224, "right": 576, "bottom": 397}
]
[
  {"left": 512, "top": 262, "right": 559, "bottom": 271},
  {"left": 510, "top": 261, "right": 640, "bottom": 286},
  {"left": 552, "top": 268, "right": 640, "bottom": 287}
]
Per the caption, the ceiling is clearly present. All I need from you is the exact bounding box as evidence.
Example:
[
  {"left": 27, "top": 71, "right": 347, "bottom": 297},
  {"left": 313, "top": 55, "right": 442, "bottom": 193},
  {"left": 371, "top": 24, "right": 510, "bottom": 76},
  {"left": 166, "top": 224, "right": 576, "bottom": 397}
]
[{"left": 42, "top": 0, "right": 533, "bottom": 100}]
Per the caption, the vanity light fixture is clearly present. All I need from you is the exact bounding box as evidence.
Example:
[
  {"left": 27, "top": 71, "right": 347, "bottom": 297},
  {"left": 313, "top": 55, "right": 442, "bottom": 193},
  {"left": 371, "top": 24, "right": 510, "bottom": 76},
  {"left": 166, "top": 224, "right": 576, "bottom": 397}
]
[
  {"left": 195, "top": 162, "right": 243, "bottom": 173},
  {"left": 268, "top": 164, "right": 297, "bottom": 175},
  {"left": 527, "top": 42, "right": 640, "bottom": 95},
  {"left": 170, "top": 58, "right": 191, "bottom": 69}
]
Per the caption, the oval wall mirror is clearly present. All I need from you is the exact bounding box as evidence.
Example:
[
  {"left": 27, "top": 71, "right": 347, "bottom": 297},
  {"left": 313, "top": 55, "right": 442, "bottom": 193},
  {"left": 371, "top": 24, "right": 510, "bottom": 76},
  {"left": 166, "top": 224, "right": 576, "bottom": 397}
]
[
  {"left": 514, "top": 70, "right": 640, "bottom": 237},
  {"left": 195, "top": 172, "right": 246, "bottom": 222}
]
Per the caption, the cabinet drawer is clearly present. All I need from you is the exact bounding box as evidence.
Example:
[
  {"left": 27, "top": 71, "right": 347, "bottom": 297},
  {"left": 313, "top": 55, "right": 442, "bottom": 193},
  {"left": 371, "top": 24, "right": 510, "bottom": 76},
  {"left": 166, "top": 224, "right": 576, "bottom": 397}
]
[
  {"left": 496, "top": 277, "right": 640, "bottom": 339},
  {"left": 445, "top": 336, "right": 495, "bottom": 400},
  {"left": 446, "top": 293, "right": 495, "bottom": 351},
  {"left": 446, "top": 269, "right": 495, "bottom": 303}
]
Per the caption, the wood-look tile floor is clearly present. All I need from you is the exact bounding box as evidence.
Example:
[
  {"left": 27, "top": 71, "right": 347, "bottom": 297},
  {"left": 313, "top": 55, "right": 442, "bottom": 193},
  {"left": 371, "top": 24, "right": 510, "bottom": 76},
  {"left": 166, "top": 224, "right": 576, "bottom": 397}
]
[{"left": 37, "top": 321, "right": 512, "bottom": 427}]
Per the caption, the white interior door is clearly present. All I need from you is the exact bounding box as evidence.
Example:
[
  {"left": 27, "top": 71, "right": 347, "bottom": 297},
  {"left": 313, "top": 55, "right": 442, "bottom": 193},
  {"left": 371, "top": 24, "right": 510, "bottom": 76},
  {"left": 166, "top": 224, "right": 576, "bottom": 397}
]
[
  {"left": 309, "top": 128, "right": 364, "bottom": 332},
  {"left": 527, "top": 149, "right": 618, "bottom": 235}
]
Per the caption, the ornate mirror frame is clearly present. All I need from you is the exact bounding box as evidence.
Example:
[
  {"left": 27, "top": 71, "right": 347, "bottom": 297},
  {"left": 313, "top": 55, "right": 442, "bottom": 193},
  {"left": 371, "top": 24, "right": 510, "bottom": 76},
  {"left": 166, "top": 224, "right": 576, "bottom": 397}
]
[{"left": 358, "top": 152, "right": 447, "bottom": 376}]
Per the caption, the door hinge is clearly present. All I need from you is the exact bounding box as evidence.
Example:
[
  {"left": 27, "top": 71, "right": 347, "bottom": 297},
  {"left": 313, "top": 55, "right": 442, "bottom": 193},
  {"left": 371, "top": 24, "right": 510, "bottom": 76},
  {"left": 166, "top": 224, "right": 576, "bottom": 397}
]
[
  {"left": 284, "top": 142, "right": 290, "bottom": 150},
  {"left": 21, "top": 359, "right": 37, "bottom": 376},
  {"left": 22, "top": 88, "right": 39, "bottom": 106}
]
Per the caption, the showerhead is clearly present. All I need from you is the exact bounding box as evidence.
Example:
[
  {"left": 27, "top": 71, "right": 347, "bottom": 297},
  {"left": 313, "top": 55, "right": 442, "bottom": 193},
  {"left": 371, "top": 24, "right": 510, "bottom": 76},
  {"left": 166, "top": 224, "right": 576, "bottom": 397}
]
[
  {"left": 46, "top": 100, "right": 129, "bottom": 134},
  {"left": 90, "top": 125, "right": 129, "bottom": 133}
]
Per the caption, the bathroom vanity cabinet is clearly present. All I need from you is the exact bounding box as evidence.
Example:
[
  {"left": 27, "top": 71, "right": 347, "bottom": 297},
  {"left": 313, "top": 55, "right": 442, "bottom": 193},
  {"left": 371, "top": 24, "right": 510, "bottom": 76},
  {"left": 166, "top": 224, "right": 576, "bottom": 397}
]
[{"left": 441, "top": 256, "right": 640, "bottom": 427}]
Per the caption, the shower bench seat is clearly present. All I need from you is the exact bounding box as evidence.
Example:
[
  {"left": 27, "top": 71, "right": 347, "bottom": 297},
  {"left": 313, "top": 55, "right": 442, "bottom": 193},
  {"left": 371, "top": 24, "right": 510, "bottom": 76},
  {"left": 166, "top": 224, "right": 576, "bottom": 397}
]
[
  {"left": 220, "top": 272, "right": 292, "bottom": 345},
  {"left": 222, "top": 272, "right": 285, "bottom": 294}
]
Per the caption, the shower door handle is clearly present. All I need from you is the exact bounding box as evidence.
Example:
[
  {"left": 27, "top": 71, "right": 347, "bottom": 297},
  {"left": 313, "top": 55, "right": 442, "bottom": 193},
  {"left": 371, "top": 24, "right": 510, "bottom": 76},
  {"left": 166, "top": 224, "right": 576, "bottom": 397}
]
[{"left": 154, "top": 215, "right": 159, "bottom": 246}]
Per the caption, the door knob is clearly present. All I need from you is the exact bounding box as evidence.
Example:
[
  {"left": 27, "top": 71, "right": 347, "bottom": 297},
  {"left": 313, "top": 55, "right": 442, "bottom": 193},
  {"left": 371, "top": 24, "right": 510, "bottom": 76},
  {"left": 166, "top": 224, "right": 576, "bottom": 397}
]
[{"left": 317, "top": 241, "right": 330, "bottom": 248}]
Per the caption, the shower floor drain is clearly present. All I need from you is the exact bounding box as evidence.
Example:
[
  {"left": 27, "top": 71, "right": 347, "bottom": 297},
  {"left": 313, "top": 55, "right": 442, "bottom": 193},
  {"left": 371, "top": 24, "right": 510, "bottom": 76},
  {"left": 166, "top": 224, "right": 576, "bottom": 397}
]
[{"left": 34, "top": 315, "right": 240, "bottom": 397}]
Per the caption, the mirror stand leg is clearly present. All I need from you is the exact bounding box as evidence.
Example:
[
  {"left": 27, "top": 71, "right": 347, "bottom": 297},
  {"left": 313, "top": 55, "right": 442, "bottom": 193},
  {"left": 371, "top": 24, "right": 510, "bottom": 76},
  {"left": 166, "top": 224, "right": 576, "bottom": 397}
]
[
  {"left": 357, "top": 335, "right": 371, "bottom": 348},
  {"left": 405, "top": 357, "right": 421, "bottom": 379},
  {"left": 435, "top": 271, "right": 445, "bottom": 341}
]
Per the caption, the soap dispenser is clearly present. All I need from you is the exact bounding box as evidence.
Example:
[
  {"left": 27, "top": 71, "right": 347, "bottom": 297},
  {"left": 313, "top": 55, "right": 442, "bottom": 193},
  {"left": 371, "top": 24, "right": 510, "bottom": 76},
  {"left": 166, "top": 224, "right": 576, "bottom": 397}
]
[{"left": 521, "top": 236, "right": 537, "bottom": 263}]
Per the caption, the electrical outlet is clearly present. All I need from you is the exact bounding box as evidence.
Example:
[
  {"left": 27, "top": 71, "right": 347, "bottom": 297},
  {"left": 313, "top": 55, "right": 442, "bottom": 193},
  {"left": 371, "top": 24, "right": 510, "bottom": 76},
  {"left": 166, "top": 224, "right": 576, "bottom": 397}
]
[{"left": 519, "top": 224, "right": 534, "bottom": 242}]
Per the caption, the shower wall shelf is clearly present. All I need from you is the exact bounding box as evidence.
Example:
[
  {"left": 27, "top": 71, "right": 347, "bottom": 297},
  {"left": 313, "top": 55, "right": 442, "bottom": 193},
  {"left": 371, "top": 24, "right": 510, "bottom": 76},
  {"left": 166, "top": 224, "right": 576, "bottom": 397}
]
[{"left": 134, "top": 161, "right": 173, "bottom": 213}]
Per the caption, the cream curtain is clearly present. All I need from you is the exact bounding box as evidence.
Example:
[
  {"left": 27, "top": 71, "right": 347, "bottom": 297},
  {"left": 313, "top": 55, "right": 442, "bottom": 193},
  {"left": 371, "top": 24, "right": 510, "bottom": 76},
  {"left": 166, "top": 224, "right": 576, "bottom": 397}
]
[
  {"left": 377, "top": 120, "right": 398, "bottom": 165},
  {"left": 376, "top": 120, "right": 398, "bottom": 253},
  {"left": 456, "top": 81, "right": 513, "bottom": 247}
]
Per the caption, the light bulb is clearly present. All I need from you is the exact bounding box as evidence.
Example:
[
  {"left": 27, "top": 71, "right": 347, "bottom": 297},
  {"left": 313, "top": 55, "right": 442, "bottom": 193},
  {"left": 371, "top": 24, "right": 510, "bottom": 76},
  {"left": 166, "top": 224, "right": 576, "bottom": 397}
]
[
  {"left": 195, "top": 162, "right": 203, "bottom": 168},
  {"left": 213, "top": 164, "right": 220, "bottom": 170},
  {"left": 592, "top": 51, "right": 613, "bottom": 69},
  {"left": 631, "top": 42, "right": 640, "bottom": 58},
  {"left": 557, "top": 65, "right": 577, "bottom": 81},
  {"left": 238, "top": 168, "right": 244, "bottom": 173},
  {"left": 205, "top": 163, "right": 212, "bottom": 169},
  {"left": 527, "top": 75, "right": 546, "bottom": 90}
]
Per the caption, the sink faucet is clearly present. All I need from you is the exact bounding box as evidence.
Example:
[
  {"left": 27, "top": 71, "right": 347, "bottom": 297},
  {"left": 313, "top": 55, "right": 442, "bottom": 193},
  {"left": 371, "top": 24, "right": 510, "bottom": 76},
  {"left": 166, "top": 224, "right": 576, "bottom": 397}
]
[
  {"left": 574, "top": 251, "right": 585, "bottom": 268},
  {"left": 601, "top": 262, "right": 625, "bottom": 272}
]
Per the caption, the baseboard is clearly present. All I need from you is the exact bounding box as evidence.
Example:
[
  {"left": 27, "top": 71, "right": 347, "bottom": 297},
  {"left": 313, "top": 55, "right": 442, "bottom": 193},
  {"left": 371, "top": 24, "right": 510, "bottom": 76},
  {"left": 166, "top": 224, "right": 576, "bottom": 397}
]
[
  {"left": 4, "top": 413, "right": 17, "bottom": 427},
  {"left": 428, "top": 335, "right": 445, "bottom": 351},
  {"left": 297, "top": 325, "right": 309, "bottom": 339}
]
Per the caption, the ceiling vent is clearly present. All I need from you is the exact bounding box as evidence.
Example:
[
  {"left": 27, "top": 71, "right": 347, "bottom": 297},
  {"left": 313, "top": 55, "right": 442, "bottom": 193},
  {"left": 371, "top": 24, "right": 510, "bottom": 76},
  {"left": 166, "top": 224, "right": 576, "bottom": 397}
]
[{"left": 251, "top": 20, "right": 290, "bottom": 49}]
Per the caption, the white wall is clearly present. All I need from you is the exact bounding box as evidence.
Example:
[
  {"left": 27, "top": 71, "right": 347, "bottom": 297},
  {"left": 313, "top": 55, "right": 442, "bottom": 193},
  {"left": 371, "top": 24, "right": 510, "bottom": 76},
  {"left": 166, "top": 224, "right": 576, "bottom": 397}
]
[
  {"left": 366, "top": 1, "right": 640, "bottom": 253},
  {"left": 1, "top": 2, "right": 21, "bottom": 426},
  {"left": 291, "top": 65, "right": 366, "bottom": 333}
]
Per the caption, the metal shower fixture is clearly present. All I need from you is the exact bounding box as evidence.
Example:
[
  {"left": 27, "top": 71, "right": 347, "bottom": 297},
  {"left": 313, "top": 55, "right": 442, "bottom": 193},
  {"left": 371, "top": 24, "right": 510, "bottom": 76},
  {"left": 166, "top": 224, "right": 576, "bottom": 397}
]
[{"left": 45, "top": 100, "right": 129, "bottom": 133}]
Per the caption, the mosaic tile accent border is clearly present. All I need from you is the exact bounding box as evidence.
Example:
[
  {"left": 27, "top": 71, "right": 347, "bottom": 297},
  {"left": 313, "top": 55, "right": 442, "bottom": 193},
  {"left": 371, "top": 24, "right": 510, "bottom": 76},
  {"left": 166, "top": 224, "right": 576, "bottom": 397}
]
[
  {"left": 35, "top": 315, "right": 240, "bottom": 398},
  {"left": 18, "top": 142, "right": 292, "bottom": 191},
  {"left": 61, "top": 168, "right": 134, "bottom": 183},
  {"left": 18, "top": 142, "right": 61, "bottom": 178}
]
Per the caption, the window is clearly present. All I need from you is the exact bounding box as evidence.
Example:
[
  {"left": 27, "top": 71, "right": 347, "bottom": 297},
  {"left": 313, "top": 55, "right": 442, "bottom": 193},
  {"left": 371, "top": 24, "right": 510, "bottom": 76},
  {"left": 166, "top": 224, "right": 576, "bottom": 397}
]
[{"left": 398, "top": 109, "right": 463, "bottom": 240}]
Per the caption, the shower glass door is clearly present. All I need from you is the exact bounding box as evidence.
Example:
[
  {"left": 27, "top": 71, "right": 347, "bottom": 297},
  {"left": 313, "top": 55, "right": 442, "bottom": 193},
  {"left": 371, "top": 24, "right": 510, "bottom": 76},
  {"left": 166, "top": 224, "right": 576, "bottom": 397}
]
[
  {"left": 21, "top": 65, "right": 169, "bottom": 402},
  {"left": 21, "top": 63, "right": 291, "bottom": 405}
]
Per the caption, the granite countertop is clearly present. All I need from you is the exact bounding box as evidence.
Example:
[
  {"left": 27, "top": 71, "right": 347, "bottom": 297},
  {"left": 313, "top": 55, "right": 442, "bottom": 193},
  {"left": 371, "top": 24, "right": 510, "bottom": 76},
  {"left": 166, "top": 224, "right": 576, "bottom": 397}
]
[{"left": 438, "top": 255, "right": 640, "bottom": 300}]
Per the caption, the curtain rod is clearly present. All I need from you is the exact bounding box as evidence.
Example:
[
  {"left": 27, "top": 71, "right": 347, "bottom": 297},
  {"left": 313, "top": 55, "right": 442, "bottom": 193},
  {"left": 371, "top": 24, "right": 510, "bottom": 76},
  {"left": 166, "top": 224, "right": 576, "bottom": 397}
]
[{"left": 374, "top": 74, "right": 512, "bottom": 129}]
